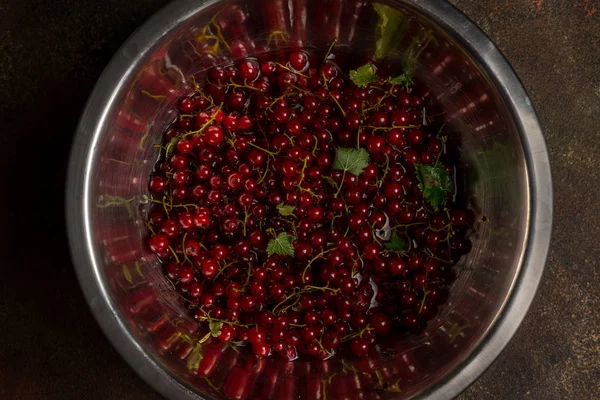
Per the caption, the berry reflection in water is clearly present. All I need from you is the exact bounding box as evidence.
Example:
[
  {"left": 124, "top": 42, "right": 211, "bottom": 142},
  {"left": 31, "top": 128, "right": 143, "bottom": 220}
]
[{"left": 145, "top": 48, "right": 473, "bottom": 361}]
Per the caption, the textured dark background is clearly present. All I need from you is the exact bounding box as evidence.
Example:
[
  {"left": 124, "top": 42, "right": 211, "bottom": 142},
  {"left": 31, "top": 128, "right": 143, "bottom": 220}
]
[{"left": 1, "top": 0, "right": 599, "bottom": 399}]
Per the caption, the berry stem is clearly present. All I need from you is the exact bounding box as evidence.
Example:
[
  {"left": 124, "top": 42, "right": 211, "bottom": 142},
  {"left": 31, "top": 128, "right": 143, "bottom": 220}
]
[
  {"left": 377, "top": 154, "right": 390, "bottom": 189},
  {"left": 190, "top": 76, "right": 212, "bottom": 101},
  {"left": 141, "top": 90, "right": 166, "bottom": 101},
  {"left": 96, "top": 194, "right": 135, "bottom": 208},
  {"left": 214, "top": 260, "right": 240, "bottom": 280},
  {"left": 266, "top": 30, "right": 290, "bottom": 47},
  {"left": 144, "top": 222, "right": 156, "bottom": 235},
  {"left": 182, "top": 103, "right": 224, "bottom": 138},
  {"left": 209, "top": 16, "right": 231, "bottom": 52},
  {"left": 424, "top": 248, "right": 453, "bottom": 264},
  {"left": 419, "top": 289, "right": 430, "bottom": 314},
  {"left": 323, "top": 38, "right": 338, "bottom": 62},
  {"left": 196, "top": 309, "right": 255, "bottom": 329},
  {"left": 181, "top": 232, "right": 193, "bottom": 265},
  {"left": 268, "top": 92, "right": 296, "bottom": 111},
  {"left": 362, "top": 124, "right": 420, "bottom": 132},
  {"left": 168, "top": 246, "right": 180, "bottom": 263},
  {"left": 341, "top": 324, "right": 373, "bottom": 342},
  {"left": 202, "top": 376, "right": 221, "bottom": 393},
  {"left": 242, "top": 206, "right": 250, "bottom": 237},
  {"left": 143, "top": 195, "right": 200, "bottom": 212},
  {"left": 242, "top": 263, "right": 253, "bottom": 290},
  {"left": 302, "top": 248, "right": 336, "bottom": 281},
  {"left": 272, "top": 291, "right": 301, "bottom": 314},
  {"left": 107, "top": 158, "right": 131, "bottom": 166},
  {"left": 296, "top": 156, "right": 310, "bottom": 187},
  {"left": 226, "top": 79, "right": 261, "bottom": 92},
  {"left": 197, "top": 331, "right": 213, "bottom": 345},
  {"left": 297, "top": 185, "right": 320, "bottom": 199},
  {"left": 334, "top": 170, "right": 346, "bottom": 198},
  {"left": 305, "top": 285, "right": 340, "bottom": 294},
  {"left": 257, "top": 158, "right": 271, "bottom": 184},
  {"left": 274, "top": 61, "right": 310, "bottom": 78},
  {"left": 363, "top": 90, "right": 391, "bottom": 114},
  {"left": 321, "top": 71, "right": 329, "bottom": 90},
  {"left": 247, "top": 141, "right": 278, "bottom": 157},
  {"left": 329, "top": 93, "right": 347, "bottom": 117},
  {"left": 311, "top": 136, "right": 320, "bottom": 156}
]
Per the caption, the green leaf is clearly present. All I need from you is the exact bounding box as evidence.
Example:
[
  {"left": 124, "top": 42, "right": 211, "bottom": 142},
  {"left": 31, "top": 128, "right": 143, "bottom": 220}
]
[
  {"left": 122, "top": 265, "right": 133, "bottom": 283},
  {"left": 389, "top": 72, "right": 414, "bottom": 88},
  {"left": 349, "top": 64, "right": 379, "bottom": 87},
  {"left": 384, "top": 232, "right": 408, "bottom": 251},
  {"left": 165, "top": 136, "right": 179, "bottom": 159},
  {"left": 415, "top": 163, "right": 453, "bottom": 209},
  {"left": 209, "top": 321, "right": 223, "bottom": 338},
  {"left": 266, "top": 232, "right": 295, "bottom": 257},
  {"left": 332, "top": 148, "right": 370, "bottom": 177},
  {"left": 373, "top": 3, "right": 410, "bottom": 60},
  {"left": 276, "top": 203, "right": 296, "bottom": 217},
  {"left": 186, "top": 341, "right": 204, "bottom": 372}
]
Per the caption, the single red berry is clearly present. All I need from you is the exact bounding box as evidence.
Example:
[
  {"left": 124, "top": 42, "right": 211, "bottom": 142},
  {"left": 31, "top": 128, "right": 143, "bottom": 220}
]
[
  {"left": 149, "top": 176, "right": 167, "bottom": 192},
  {"left": 252, "top": 342, "right": 270, "bottom": 358},
  {"left": 178, "top": 97, "right": 195, "bottom": 113},
  {"left": 204, "top": 125, "right": 223, "bottom": 146},
  {"left": 289, "top": 51, "right": 309, "bottom": 71},
  {"left": 389, "top": 258, "right": 407, "bottom": 275},
  {"left": 248, "top": 327, "right": 266, "bottom": 345},
  {"left": 239, "top": 59, "right": 259, "bottom": 81},
  {"left": 350, "top": 338, "right": 371, "bottom": 357},
  {"left": 218, "top": 324, "right": 237, "bottom": 342},
  {"left": 362, "top": 242, "right": 380, "bottom": 260},
  {"left": 149, "top": 234, "right": 169, "bottom": 253},
  {"left": 201, "top": 258, "right": 218, "bottom": 278}
]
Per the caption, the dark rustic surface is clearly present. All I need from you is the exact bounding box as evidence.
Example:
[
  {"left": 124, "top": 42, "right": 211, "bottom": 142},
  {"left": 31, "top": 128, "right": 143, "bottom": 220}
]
[{"left": 0, "top": 0, "right": 598, "bottom": 399}]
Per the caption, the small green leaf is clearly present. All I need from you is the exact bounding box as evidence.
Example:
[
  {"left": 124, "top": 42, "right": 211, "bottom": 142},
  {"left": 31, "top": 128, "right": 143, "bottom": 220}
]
[
  {"left": 209, "top": 321, "right": 223, "bottom": 338},
  {"left": 415, "top": 163, "right": 453, "bottom": 209},
  {"left": 165, "top": 136, "right": 179, "bottom": 159},
  {"left": 333, "top": 148, "right": 370, "bottom": 177},
  {"left": 373, "top": 3, "right": 410, "bottom": 60},
  {"left": 267, "top": 232, "right": 295, "bottom": 257},
  {"left": 349, "top": 64, "right": 379, "bottom": 87},
  {"left": 389, "top": 72, "right": 413, "bottom": 88},
  {"left": 186, "top": 341, "right": 204, "bottom": 372},
  {"left": 276, "top": 203, "right": 296, "bottom": 217},
  {"left": 122, "top": 265, "right": 133, "bottom": 283},
  {"left": 384, "top": 232, "right": 408, "bottom": 251}
]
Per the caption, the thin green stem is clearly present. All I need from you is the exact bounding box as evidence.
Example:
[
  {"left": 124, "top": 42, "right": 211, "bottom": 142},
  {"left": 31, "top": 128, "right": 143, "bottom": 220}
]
[
  {"left": 182, "top": 103, "right": 223, "bottom": 139},
  {"left": 274, "top": 62, "right": 309, "bottom": 78},
  {"left": 361, "top": 124, "right": 420, "bottom": 132},
  {"left": 226, "top": 79, "right": 261, "bottom": 91},
  {"left": 247, "top": 141, "right": 278, "bottom": 157},
  {"left": 302, "top": 248, "right": 336, "bottom": 281},
  {"left": 330, "top": 93, "right": 347, "bottom": 117},
  {"left": 335, "top": 170, "right": 347, "bottom": 198},
  {"left": 168, "top": 246, "right": 180, "bottom": 263},
  {"left": 305, "top": 285, "right": 340, "bottom": 294},
  {"left": 181, "top": 232, "right": 193, "bottom": 265},
  {"left": 323, "top": 38, "right": 337, "bottom": 62}
]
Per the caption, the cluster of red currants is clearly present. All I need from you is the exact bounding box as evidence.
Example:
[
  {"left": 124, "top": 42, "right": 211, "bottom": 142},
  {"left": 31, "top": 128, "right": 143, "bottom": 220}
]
[{"left": 146, "top": 49, "right": 472, "bottom": 360}]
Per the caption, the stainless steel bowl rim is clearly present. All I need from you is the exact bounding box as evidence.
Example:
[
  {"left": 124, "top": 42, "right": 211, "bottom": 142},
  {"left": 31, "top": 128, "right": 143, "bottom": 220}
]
[{"left": 66, "top": 0, "right": 553, "bottom": 398}]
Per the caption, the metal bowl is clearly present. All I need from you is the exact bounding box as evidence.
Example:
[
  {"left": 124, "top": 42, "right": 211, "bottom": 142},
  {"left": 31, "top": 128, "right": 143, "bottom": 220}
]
[{"left": 66, "top": 0, "right": 552, "bottom": 398}]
